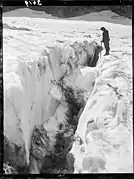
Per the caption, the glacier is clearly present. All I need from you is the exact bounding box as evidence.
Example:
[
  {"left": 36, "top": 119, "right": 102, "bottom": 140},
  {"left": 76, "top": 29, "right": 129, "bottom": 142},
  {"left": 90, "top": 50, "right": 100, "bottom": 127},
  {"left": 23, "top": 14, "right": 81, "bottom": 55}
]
[{"left": 3, "top": 9, "right": 132, "bottom": 174}]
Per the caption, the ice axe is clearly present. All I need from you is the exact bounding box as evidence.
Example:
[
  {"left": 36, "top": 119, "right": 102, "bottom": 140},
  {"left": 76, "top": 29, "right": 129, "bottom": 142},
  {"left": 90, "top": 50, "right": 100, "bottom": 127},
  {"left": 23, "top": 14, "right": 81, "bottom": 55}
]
[{"left": 100, "top": 41, "right": 103, "bottom": 59}]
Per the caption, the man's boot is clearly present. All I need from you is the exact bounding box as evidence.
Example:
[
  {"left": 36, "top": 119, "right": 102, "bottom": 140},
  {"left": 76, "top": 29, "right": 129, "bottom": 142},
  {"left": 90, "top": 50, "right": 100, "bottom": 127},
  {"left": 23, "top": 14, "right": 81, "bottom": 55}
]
[{"left": 104, "top": 50, "right": 109, "bottom": 56}]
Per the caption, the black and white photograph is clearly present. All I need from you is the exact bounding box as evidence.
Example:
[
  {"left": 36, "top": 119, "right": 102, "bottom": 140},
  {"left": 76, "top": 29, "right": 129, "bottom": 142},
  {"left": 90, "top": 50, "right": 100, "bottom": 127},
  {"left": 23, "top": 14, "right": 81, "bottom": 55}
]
[{"left": 2, "top": 3, "right": 133, "bottom": 174}]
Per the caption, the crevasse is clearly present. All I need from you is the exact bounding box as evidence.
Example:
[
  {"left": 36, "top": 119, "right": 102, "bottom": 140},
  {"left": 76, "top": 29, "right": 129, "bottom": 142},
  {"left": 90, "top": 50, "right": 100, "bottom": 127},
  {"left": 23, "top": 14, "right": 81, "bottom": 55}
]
[{"left": 4, "top": 40, "right": 101, "bottom": 173}]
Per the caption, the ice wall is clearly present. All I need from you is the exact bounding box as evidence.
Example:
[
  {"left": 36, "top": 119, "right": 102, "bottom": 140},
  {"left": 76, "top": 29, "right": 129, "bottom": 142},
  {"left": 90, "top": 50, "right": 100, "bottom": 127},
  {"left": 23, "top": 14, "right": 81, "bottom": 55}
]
[
  {"left": 4, "top": 52, "right": 54, "bottom": 165},
  {"left": 4, "top": 37, "right": 100, "bottom": 171}
]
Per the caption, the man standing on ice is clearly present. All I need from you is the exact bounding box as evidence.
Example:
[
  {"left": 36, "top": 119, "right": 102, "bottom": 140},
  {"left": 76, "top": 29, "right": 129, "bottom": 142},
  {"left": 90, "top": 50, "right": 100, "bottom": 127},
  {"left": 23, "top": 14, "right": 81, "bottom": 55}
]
[{"left": 100, "top": 27, "right": 110, "bottom": 56}]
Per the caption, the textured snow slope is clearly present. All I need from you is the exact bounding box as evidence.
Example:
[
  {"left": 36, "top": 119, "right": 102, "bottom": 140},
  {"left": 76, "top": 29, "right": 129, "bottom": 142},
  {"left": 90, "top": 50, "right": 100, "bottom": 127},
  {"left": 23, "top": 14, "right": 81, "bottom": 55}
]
[{"left": 3, "top": 8, "right": 132, "bottom": 173}]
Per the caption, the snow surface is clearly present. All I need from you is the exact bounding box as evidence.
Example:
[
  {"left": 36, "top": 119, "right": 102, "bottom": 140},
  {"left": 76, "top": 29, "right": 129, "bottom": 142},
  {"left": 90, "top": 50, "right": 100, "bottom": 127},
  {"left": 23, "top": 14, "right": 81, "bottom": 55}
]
[{"left": 3, "top": 8, "right": 132, "bottom": 173}]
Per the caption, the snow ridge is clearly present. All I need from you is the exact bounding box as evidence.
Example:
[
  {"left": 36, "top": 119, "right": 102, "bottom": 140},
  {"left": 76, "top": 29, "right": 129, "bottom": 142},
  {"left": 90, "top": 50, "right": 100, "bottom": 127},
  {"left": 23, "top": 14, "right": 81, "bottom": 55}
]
[{"left": 70, "top": 53, "right": 133, "bottom": 173}]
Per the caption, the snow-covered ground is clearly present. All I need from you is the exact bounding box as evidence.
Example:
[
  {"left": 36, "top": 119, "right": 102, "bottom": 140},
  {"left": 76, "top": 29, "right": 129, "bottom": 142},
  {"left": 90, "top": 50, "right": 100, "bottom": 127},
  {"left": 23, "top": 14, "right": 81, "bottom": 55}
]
[{"left": 3, "top": 8, "right": 132, "bottom": 173}]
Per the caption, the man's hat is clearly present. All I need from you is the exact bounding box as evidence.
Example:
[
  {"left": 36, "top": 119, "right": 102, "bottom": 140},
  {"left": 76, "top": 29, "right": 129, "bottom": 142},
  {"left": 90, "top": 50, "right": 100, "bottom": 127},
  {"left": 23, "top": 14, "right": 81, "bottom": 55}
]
[{"left": 100, "top": 27, "right": 105, "bottom": 31}]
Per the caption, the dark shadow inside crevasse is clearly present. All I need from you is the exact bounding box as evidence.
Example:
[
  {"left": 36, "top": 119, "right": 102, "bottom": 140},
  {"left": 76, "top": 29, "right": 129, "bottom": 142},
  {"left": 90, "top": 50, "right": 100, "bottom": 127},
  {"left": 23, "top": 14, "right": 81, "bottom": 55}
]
[
  {"left": 4, "top": 136, "right": 28, "bottom": 174},
  {"left": 87, "top": 43, "right": 103, "bottom": 67},
  {"left": 41, "top": 80, "right": 85, "bottom": 173}
]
